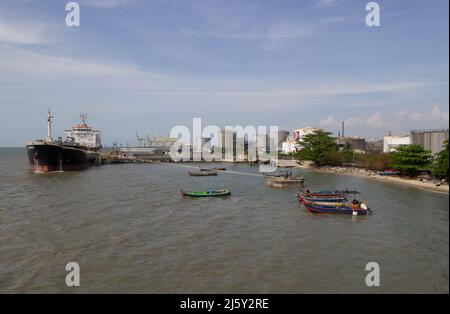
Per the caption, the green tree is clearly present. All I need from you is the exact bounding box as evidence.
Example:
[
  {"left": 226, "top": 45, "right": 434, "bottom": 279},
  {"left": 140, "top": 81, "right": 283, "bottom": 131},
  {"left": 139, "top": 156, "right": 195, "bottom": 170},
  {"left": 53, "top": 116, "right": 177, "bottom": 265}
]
[
  {"left": 391, "top": 144, "right": 432, "bottom": 176},
  {"left": 432, "top": 140, "right": 449, "bottom": 180},
  {"left": 297, "top": 130, "right": 337, "bottom": 166}
]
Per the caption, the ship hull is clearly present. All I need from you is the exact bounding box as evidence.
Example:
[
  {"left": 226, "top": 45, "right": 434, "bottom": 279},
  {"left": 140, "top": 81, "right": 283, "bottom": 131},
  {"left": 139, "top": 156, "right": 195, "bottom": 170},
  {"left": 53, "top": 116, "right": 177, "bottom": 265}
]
[{"left": 26, "top": 143, "right": 98, "bottom": 173}]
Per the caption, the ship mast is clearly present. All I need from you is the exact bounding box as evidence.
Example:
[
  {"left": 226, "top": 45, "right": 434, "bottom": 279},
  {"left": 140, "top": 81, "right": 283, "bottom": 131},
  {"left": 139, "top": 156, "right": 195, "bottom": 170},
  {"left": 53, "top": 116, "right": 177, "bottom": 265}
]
[
  {"left": 46, "top": 109, "right": 54, "bottom": 142},
  {"left": 80, "top": 113, "right": 88, "bottom": 126}
]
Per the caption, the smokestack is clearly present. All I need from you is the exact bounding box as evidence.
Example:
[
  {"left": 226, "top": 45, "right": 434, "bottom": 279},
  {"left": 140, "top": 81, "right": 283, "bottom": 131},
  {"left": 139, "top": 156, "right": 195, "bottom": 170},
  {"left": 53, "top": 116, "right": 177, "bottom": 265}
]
[{"left": 341, "top": 121, "right": 345, "bottom": 138}]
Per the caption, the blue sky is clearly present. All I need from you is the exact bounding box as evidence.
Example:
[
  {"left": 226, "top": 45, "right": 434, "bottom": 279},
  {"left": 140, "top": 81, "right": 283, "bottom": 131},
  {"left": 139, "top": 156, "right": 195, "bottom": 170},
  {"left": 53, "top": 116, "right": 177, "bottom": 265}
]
[{"left": 0, "top": 0, "right": 448, "bottom": 146}]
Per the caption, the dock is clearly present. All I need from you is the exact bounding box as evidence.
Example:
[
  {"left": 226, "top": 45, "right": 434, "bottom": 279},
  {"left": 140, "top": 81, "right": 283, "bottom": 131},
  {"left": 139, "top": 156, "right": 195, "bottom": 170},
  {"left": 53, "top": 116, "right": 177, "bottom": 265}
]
[{"left": 96, "top": 152, "right": 156, "bottom": 165}]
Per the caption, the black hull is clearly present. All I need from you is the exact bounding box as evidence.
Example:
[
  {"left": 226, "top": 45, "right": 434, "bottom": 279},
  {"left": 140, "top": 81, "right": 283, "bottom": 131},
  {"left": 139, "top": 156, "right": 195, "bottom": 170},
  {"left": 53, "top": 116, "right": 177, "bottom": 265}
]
[{"left": 26, "top": 143, "right": 98, "bottom": 173}]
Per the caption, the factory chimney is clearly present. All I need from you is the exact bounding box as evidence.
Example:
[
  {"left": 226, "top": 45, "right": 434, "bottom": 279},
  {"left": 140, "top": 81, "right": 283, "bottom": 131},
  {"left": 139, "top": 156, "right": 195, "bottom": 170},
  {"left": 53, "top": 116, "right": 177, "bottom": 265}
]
[{"left": 341, "top": 121, "right": 345, "bottom": 138}]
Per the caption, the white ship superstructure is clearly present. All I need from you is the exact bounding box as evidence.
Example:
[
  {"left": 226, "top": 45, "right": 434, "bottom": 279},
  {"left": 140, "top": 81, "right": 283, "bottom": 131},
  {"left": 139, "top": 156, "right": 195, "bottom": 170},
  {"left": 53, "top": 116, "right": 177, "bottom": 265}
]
[{"left": 64, "top": 114, "right": 102, "bottom": 149}]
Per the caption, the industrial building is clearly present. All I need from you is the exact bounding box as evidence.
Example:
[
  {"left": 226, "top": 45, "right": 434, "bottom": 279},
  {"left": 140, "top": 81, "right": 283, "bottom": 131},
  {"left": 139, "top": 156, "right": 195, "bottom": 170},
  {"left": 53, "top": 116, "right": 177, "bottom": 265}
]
[
  {"left": 274, "top": 130, "right": 290, "bottom": 151},
  {"left": 337, "top": 137, "right": 367, "bottom": 153},
  {"left": 383, "top": 129, "right": 449, "bottom": 154},
  {"left": 410, "top": 129, "right": 449, "bottom": 155},
  {"left": 383, "top": 134, "right": 411, "bottom": 153},
  {"left": 366, "top": 140, "right": 384, "bottom": 153}
]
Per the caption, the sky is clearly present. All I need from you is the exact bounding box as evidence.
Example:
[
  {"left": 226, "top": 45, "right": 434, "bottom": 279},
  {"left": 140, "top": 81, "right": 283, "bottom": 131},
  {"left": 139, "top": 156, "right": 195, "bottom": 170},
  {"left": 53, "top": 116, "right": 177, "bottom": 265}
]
[{"left": 0, "top": 0, "right": 448, "bottom": 146}]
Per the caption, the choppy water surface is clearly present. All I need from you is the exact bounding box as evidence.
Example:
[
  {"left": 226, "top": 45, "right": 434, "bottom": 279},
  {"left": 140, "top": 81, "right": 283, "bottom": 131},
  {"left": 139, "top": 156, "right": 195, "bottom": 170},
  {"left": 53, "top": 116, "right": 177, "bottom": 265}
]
[{"left": 0, "top": 148, "right": 448, "bottom": 293}]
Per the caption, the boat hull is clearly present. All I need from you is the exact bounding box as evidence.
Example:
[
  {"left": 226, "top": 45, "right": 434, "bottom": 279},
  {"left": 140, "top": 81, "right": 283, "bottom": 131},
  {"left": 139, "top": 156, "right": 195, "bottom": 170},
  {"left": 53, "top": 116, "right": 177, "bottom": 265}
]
[
  {"left": 181, "top": 190, "right": 231, "bottom": 197},
  {"left": 267, "top": 177, "right": 304, "bottom": 188},
  {"left": 304, "top": 203, "right": 368, "bottom": 215},
  {"left": 26, "top": 142, "right": 98, "bottom": 173},
  {"left": 188, "top": 171, "right": 218, "bottom": 176},
  {"left": 302, "top": 199, "right": 370, "bottom": 215}
]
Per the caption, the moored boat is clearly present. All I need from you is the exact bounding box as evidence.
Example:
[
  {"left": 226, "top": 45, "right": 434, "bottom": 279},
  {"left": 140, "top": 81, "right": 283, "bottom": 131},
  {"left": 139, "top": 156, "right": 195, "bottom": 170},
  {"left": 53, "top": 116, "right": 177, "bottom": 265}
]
[
  {"left": 296, "top": 193, "right": 347, "bottom": 203},
  {"left": 377, "top": 169, "right": 400, "bottom": 176},
  {"left": 302, "top": 199, "right": 371, "bottom": 215},
  {"left": 181, "top": 189, "right": 231, "bottom": 197},
  {"left": 267, "top": 177, "right": 304, "bottom": 188},
  {"left": 199, "top": 167, "right": 226, "bottom": 172},
  {"left": 188, "top": 170, "right": 218, "bottom": 176},
  {"left": 300, "top": 189, "right": 359, "bottom": 198}
]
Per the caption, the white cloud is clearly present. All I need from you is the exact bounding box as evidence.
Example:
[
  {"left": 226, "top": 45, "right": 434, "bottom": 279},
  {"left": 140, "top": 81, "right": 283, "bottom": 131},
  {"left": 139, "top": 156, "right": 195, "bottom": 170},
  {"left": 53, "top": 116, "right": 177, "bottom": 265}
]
[
  {"left": 318, "top": 113, "right": 388, "bottom": 130},
  {"left": 366, "top": 112, "right": 384, "bottom": 128},
  {"left": 0, "top": 20, "right": 50, "bottom": 44},
  {"left": 318, "top": 115, "right": 337, "bottom": 128},
  {"left": 267, "top": 22, "right": 312, "bottom": 39},
  {"left": 79, "top": 0, "right": 140, "bottom": 9},
  {"left": 318, "top": 107, "right": 449, "bottom": 137},
  {"left": 314, "top": 0, "right": 347, "bottom": 8},
  {"left": 399, "top": 106, "right": 449, "bottom": 126},
  {"left": 0, "top": 44, "right": 432, "bottom": 98},
  {"left": 0, "top": 44, "right": 146, "bottom": 77}
]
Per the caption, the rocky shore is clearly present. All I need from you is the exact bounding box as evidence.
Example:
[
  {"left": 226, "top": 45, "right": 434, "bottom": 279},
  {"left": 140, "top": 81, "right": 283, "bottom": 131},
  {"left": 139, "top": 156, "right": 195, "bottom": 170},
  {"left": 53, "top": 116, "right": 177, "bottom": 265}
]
[{"left": 297, "top": 161, "right": 449, "bottom": 194}]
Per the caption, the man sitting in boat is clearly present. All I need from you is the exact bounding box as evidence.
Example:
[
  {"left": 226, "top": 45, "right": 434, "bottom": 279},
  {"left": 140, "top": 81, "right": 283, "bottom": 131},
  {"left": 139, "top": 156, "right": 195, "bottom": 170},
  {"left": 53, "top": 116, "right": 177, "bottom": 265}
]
[{"left": 352, "top": 199, "right": 361, "bottom": 210}]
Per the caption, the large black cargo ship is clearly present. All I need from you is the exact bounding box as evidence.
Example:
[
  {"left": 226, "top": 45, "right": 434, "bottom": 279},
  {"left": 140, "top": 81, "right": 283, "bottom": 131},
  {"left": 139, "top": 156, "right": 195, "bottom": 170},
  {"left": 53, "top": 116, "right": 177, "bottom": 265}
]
[{"left": 26, "top": 111, "right": 101, "bottom": 173}]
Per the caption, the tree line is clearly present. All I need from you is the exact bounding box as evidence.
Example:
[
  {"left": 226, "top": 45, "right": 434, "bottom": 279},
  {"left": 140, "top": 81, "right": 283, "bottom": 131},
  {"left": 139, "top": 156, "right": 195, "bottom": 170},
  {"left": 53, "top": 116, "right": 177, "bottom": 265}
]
[{"left": 289, "top": 130, "right": 449, "bottom": 180}]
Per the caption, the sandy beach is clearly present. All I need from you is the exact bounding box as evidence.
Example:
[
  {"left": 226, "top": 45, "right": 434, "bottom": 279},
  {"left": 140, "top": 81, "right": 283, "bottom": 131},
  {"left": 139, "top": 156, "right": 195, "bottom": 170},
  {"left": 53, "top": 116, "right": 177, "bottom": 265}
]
[{"left": 294, "top": 161, "right": 449, "bottom": 195}]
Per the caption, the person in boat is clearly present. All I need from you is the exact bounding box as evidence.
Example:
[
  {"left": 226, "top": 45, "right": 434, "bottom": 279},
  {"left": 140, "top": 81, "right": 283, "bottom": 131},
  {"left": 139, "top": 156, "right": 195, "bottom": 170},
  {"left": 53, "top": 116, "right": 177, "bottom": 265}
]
[{"left": 352, "top": 199, "right": 361, "bottom": 210}]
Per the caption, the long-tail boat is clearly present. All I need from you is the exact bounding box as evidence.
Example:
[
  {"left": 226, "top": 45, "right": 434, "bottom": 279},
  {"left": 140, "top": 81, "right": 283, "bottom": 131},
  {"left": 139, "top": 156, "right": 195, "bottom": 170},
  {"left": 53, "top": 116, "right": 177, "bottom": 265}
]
[
  {"left": 296, "top": 193, "right": 347, "bottom": 203},
  {"left": 302, "top": 199, "right": 371, "bottom": 215},
  {"left": 181, "top": 189, "right": 231, "bottom": 197},
  {"left": 188, "top": 170, "right": 218, "bottom": 176},
  {"left": 300, "top": 189, "right": 359, "bottom": 198},
  {"left": 267, "top": 176, "right": 304, "bottom": 188},
  {"left": 199, "top": 167, "right": 226, "bottom": 171}
]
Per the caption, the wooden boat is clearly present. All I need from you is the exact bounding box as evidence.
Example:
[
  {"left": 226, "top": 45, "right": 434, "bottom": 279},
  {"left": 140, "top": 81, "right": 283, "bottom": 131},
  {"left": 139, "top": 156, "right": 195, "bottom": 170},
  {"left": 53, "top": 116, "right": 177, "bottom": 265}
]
[
  {"left": 267, "top": 176, "right": 304, "bottom": 188},
  {"left": 296, "top": 193, "right": 347, "bottom": 203},
  {"left": 300, "top": 189, "right": 359, "bottom": 198},
  {"left": 200, "top": 167, "right": 226, "bottom": 171},
  {"left": 302, "top": 199, "right": 371, "bottom": 215},
  {"left": 262, "top": 170, "right": 291, "bottom": 178},
  {"left": 199, "top": 167, "right": 215, "bottom": 171},
  {"left": 188, "top": 170, "right": 218, "bottom": 176},
  {"left": 181, "top": 189, "right": 231, "bottom": 197}
]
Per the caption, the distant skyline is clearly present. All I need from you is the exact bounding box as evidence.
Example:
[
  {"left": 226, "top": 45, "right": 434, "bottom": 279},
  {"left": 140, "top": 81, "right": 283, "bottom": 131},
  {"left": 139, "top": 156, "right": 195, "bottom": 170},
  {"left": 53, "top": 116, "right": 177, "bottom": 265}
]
[{"left": 0, "top": 0, "right": 448, "bottom": 146}]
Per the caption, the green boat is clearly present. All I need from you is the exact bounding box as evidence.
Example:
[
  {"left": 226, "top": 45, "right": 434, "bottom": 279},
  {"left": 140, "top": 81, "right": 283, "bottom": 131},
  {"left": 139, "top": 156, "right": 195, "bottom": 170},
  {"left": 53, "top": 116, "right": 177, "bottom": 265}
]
[{"left": 181, "top": 189, "right": 231, "bottom": 197}]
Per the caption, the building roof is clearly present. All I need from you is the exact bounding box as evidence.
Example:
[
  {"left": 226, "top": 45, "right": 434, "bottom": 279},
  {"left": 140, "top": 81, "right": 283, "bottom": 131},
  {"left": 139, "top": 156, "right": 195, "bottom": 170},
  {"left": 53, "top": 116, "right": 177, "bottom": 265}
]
[{"left": 410, "top": 128, "right": 449, "bottom": 134}]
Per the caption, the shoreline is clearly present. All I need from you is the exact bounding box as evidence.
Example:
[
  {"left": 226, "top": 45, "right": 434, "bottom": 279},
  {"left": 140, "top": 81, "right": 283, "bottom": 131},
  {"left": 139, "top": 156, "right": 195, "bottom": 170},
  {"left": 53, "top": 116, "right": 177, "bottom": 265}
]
[{"left": 296, "top": 162, "right": 449, "bottom": 195}]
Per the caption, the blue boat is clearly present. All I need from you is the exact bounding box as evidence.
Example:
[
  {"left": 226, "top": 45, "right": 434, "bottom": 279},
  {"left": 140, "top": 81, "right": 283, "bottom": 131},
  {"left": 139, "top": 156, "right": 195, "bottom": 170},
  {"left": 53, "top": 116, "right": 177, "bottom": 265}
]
[{"left": 302, "top": 199, "right": 371, "bottom": 215}]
